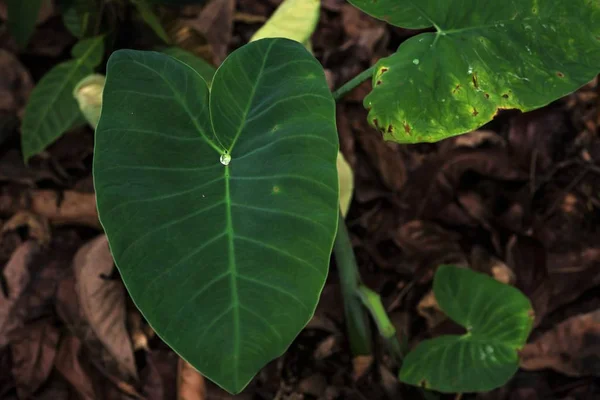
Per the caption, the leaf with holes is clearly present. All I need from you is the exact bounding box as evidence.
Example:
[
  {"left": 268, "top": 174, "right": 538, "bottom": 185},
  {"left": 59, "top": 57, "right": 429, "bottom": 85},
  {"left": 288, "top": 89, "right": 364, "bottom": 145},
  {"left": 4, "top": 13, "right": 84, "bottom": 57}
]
[
  {"left": 21, "top": 35, "right": 104, "bottom": 161},
  {"left": 348, "top": 0, "right": 600, "bottom": 143},
  {"left": 93, "top": 38, "right": 339, "bottom": 393},
  {"left": 399, "top": 265, "right": 534, "bottom": 393}
]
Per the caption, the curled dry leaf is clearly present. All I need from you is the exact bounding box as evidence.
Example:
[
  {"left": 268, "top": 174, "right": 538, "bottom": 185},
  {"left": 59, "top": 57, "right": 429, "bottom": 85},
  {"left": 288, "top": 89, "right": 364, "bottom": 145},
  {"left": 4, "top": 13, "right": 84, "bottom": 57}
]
[
  {"left": 355, "top": 128, "right": 406, "bottom": 192},
  {"left": 9, "top": 318, "right": 59, "bottom": 399},
  {"left": 520, "top": 309, "right": 600, "bottom": 377},
  {"left": 2, "top": 211, "right": 51, "bottom": 246},
  {"left": 73, "top": 235, "right": 137, "bottom": 380},
  {"left": 178, "top": 358, "right": 206, "bottom": 400},
  {"left": 0, "top": 241, "right": 40, "bottom": 347}
]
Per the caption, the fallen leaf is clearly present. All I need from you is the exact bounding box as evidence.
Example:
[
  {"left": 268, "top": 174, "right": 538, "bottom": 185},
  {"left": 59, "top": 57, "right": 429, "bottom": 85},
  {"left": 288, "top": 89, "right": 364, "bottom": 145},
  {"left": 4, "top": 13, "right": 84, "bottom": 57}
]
[
  {"left": 73, "top": 235, "right": 137, "bottom": 380},
  {"left": 352, "top": 354, "right": 373, "bottom": 381},
  {"left": 9, "top": 318, "right": 59, "bottom": 398},
  {"left": 0, "top": 49, "right": 33, "bottom": 116},
  {"left": 54, "top": 334, "right": 96, "bottom": 400},
  {"left": 520, "top": 309, "right": 600, "bottom": 377},
  {"left": 178, "top": 358, "right": 206, "bottom": 400},
  {"left": 506, "top": 235, "right": 550, "bottom": 324},
  {"left": 416, "top": 290, "right": 445, "bottom": 329},
  {"left": 355, "top": 128, "right": 406, "bottom": 192},
  {"left": 2, "top": 211, "right": 51, "bottom": 245},
  {"left": 186, "top": 0, "right": 234, "bottom": 64},
  {"left": 0, "top": 241, "right": 40, "bottom": 347}
]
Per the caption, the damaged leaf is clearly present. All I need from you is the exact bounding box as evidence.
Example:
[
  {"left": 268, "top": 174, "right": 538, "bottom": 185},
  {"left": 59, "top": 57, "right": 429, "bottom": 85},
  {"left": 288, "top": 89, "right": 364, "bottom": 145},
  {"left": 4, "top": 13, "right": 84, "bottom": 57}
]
[{"left": 348, "top": 0, "right": 600, "bottom": 143}]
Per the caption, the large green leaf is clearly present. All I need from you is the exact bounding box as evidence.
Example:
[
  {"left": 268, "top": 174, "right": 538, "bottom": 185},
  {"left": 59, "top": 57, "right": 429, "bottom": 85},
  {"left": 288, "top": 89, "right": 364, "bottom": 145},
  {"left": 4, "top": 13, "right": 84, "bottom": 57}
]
[
  {"left": 6, "top": 0, "right": 44, "bottom": 48},
  {"left": 250, "top": 0, "right": 320, "bottom": 45},
  {"left": 348, "top": 0, "right": 600, "bottom": 143},
  {"left": 400, "top": 265, "right": 534, "bottom": 393},
  {"left": 93, "top": 38, "right": 339, "bottom": 393},
  {"left": 21, "top": 36, "right": 104, "bottom": 161},
  {"left": 161, "top": 47, "right": 216, "bottom": 84}
]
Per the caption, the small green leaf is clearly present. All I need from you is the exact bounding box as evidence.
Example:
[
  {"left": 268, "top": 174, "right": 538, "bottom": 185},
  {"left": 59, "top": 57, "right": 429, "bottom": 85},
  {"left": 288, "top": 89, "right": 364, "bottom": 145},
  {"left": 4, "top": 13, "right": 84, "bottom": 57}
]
[
  {"left": 21, "top": 35, "right": 104, "bottom": 161},
  {"left": 348, "top": 0, "right": 600, "bottom": 143},
  {"left": 6, "top": 0, "right": 44, "bottom": 48},
  {"left": 337, "top": 152, "right": 353, "bottom": 217},
  {"left": 93, "top": 38, "right": 339, "bottom": 393},
  {"left": 250, "top": 0, "right": 320, "bottom": 45},
  {"left": 399, "top": 265, "right": 534, "bottom": 393},
  {"left": 161, "top": 47, "right": 216, "bottom": 84},
  {"left": 57, "top": 0, "right": 99, "bottom": 38},
  {"left": 132, "top": 0, "right": 171, "bottom": 44}
]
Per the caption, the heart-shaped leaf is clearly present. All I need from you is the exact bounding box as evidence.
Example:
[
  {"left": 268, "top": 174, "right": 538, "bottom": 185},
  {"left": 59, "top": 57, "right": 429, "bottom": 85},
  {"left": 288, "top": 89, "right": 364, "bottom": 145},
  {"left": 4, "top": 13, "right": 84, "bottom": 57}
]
[
  {"left": 21, "top": 35, "right": 104, "bottom": 161},
  {"left": 93, "top": 38, "right": 339, "bottom": 393},
  {"left": 161, "top": 47, "right": 216, "bottom": 85},
  {"left": 348, "top": 0, "right": 600, "bottom": 143},
  {"left": 399, "top": 265, "right": 534, "bottom": 392}
]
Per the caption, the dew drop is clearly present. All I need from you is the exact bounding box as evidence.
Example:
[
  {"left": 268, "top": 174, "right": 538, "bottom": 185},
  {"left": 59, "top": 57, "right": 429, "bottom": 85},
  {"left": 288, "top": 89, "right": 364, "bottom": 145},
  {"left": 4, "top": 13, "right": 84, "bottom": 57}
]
[
  {"left": 412, "top": 58, "right": 420, "bottom": 65},
  {"left": 220, "top": 153, "right": 231, "bottom": 166},
  {"left": 468, "top": 65, "right": 473, "bottom": 74}
]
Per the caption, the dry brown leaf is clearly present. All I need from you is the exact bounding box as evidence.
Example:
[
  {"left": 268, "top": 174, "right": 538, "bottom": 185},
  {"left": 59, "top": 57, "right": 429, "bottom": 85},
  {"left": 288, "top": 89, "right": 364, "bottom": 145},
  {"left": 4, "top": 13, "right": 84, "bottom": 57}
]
[
  {"left": 520, "top": 309, "right": 600, "bottom": 377},
  {"left": 416, "top": 290, "right": 446, "bottom": 329},
  {"left": 0, "top": 49, "right": 33, "bottom": 116},
  {"left": 54, "top": 334, "right": 97, "bottom": 400},
  {"left": 178, "top": 358, "right": 207, "bottom": 400},
  {"left": 186, "top": 0, "right": 235, "bottom": 64},
  {"left": 0, "top": 241, "right": 40, "bottom": 347},
  {"left": 9, "top": 319, "right": 59, "bottom": 399},
  {"left": 73, "top": 235, "right": 137, "bottom": 380},
  {"left": 2, "top": 211, "right": 51, "bottom": 245},
  {"left": 351, "top": 354, "right": 373, "bottom": 381}
]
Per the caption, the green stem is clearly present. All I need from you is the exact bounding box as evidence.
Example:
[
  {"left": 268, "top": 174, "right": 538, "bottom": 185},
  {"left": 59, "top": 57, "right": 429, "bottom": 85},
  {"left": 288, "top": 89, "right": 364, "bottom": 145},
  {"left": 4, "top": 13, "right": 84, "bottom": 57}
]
[
  {"left": 333, "top": 212, "right": 373, "bottom": 355},
  {"left": 357, "top": 285, "right": 405, "bottom": 362},
  {"left": 332, "top": 65, "right": 376, "bottom": 102}
]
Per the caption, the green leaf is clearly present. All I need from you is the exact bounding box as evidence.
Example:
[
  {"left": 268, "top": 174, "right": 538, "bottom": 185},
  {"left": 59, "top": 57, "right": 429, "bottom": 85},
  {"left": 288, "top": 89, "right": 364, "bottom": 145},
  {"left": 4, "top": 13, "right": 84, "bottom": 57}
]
[
  {"left": 337, "top": 151, "right": 353, "bottom": 217},
  {"left": 132, "top": 0, "right": 171, "bottom": 44},
  {"left": 93, "top": 38, "right": 339, "bottom": 393},
  {"left": 6, "top": 0, "right": 44, "bottom": 48},
  {"left": 21, "top": 36, "right": 104, "bottom": 161},
  {"left": 399, "top": 265, "right": 534, "bottom": 393},
  {"left": 250, "top": 0, "right": 320, "bottom": 45},
  {"left": 348, "top": 0, "right": 600, "bottom": 143},
  {"left": 57, "top": 0, "right": 99, "bottom": 38},
  {"left": 161, "top": 47, "right": 216, "bottom": 85}
]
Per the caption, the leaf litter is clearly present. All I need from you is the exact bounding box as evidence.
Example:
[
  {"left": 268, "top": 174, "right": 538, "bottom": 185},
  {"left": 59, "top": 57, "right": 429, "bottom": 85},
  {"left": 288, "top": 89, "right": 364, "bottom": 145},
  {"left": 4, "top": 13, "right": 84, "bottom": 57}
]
[{"left": 1, "top": 0, "right": 600, "bottom": 399}]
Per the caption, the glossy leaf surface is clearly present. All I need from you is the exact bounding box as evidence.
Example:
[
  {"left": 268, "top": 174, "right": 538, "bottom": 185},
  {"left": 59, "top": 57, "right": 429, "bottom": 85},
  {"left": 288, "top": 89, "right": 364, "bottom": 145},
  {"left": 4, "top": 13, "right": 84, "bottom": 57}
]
[
  {"left": 21, "top": 35, "right": 104, "bottom": 161},
  {"left": 400, "top": 265, "right": 534, "bottom": 392},
  {"left": 161, "top": 47, "right": 216, "bottom": 84},
  {"left": 94, "top": 38, "right": 339, "bottom": 393},
  {"left": 348, "top": 0, "right": 600, "bottom": 143}
]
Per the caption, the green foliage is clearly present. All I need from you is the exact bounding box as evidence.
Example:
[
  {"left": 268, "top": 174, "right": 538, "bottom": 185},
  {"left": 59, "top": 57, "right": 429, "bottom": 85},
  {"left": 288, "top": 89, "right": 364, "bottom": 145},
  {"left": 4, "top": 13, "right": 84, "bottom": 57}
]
[
  {"left": 399, "top": 265, "right": 534, "bottom": 393},
  {"left": 132, "top": 0, "right": 171, "bottom": 43},
  {"left": 6, "top": 0, "right": 44, "bottom": 48},
  {"left": 93, "top": 38, "right": 339, "bottom": 393},
  {"left": 348, "top": 0, "right": 600, "bottom": 143},
  {"left": 161, "top": 47, "right": 216, "bottom": 84},
  {"left": 250, "top": 0, "right": 320, "bottom": 46},
  {"left": 21, "top": 36, "right": 105, "bottom": 162},
  {"left": 57, "top": 0, "right": 99, "bottom": 38}
]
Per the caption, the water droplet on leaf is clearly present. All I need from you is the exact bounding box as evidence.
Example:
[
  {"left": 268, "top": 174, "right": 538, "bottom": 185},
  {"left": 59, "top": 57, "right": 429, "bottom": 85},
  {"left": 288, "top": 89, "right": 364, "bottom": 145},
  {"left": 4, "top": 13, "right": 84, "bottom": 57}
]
[
  {"left": 412, "top": 59, "right": 420, "bottom": 65},
  {"left": 220, "top": 153, "right": 231, "bottom": 166}
]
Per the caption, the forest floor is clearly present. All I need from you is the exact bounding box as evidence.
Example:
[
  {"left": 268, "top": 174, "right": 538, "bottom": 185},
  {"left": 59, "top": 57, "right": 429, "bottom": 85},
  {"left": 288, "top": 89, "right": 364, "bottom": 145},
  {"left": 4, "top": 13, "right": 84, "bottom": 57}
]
[{"left": 1, "top": 0, "right": 600, "bottom": 399}]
